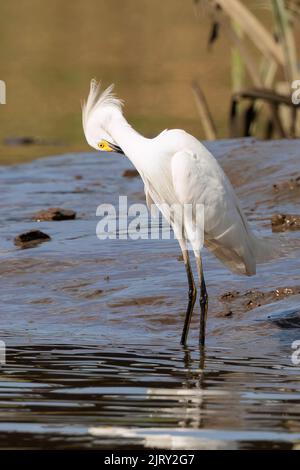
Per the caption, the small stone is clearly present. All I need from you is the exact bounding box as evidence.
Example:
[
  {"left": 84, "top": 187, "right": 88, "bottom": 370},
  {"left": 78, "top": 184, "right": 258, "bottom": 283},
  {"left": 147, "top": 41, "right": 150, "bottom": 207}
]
[
  {"left": 122, "top": 169, "right": 139, "bottom": 178},
  {"left": 33, "top": 207, "right": 76, "bottom": 221},
  {"left": 14, "top": 230, "right": 51, "bottom": 249}
]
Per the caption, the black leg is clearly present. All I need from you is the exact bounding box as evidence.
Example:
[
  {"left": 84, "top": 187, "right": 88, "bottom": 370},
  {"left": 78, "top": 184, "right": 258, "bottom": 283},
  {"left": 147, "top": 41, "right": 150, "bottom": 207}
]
[
  {"left": 180, "top": 251, "right": 197, "bottom": 345},
  {"left": 196, "top": 255, "right": 208, "bottom": 346},
  {"left": 199, "top": 277, "right": 208, "bottom": 346}
]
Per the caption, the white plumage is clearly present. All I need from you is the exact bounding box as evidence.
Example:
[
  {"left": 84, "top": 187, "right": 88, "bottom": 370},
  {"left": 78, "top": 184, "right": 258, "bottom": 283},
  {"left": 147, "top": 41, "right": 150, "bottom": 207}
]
[{"left": 82, "top": 80, "right": 276, "bottom": 345}]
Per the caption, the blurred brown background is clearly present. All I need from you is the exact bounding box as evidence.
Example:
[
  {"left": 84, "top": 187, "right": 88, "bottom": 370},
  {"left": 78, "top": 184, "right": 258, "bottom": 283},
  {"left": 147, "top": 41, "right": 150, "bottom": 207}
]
[{"left": 0, "top": 0, "right": 273, "bottom": 163}]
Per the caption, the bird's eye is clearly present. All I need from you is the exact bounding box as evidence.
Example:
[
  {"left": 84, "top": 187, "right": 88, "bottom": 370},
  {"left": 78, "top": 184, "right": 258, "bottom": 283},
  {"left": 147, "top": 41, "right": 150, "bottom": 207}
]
[{"left": 98, "top": 142, "right": 105, "bottom": 149}]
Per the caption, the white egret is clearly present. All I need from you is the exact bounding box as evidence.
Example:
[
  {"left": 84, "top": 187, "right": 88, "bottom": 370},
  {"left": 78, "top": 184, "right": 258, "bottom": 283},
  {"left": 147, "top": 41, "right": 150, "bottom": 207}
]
[{"left": 82, "top": 80, "right": 276, "bottom": 346}]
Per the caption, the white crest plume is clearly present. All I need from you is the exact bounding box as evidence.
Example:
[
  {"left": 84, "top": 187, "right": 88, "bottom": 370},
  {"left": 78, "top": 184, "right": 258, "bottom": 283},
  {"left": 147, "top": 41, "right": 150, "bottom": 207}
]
[{"left": 82, "top": 79, "right": 124, "bottom": 136}]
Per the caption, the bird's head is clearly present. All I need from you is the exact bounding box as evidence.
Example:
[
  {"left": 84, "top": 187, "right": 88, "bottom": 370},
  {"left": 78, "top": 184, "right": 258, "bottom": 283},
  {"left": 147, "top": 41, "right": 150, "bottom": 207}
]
[{"left": 82, "top": 80, "right": 124, "bottom": 155}]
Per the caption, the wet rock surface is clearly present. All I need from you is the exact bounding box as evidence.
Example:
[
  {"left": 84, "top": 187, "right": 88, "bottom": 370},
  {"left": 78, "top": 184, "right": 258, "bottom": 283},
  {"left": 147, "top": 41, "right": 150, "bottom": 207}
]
[
  {"left": 33, "top": 207, "right": 76, "bottom": 221},
  {"left": 14, "top": 230, "right": 51, "bottom": 248}
]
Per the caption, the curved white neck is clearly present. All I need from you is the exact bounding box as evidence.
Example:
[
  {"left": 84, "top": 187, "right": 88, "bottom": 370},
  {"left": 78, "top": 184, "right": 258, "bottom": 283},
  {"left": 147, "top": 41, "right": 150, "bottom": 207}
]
[{"left": 107, "top": 114, "right": 150, "bottom": 167}]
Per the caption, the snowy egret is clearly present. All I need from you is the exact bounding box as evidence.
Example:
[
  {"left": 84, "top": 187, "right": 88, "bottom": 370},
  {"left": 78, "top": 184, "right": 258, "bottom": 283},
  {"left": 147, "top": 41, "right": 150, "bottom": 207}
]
[{"left": 82, "top": 80, "right": 275, "bottom": 346}]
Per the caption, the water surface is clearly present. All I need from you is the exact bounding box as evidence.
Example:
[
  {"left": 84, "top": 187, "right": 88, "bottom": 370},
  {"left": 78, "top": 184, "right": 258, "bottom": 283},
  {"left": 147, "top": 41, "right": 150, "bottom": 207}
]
[{"left": 0, "top": 138, "right": 300, "bottom": 449}]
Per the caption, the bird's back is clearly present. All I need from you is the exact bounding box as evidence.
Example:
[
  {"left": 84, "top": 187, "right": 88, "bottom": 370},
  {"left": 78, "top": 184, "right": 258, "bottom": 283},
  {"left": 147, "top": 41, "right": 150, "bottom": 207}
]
[{"left": 152, "top": 130, "right": 276, "bottom": 276}]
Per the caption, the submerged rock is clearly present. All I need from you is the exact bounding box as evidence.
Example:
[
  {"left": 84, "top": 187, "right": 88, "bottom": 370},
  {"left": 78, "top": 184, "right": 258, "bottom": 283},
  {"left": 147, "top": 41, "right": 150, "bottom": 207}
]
[
  {"left": 271, "top": 213, "right": 300, "bottom": 232},
  {"left": 14, "top": 230, "right": 51, "bottom": 249},
  {"left": 33, "top": 207, "right": 76, "bottom": 221}
]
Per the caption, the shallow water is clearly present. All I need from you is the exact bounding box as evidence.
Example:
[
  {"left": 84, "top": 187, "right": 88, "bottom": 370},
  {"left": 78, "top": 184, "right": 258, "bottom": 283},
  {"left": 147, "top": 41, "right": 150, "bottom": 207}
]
[{"left": 0, "top": 139, "right": 300, "bottom": 449}]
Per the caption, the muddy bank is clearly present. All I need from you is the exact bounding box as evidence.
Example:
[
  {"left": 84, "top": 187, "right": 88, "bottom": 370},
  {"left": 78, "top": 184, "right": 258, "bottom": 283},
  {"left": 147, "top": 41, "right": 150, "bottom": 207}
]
[
  {"left": 272, "top": 213, "right": 300, "bottom": 232},
  {"left": 219, "top": 286, "right": 300, "bottom": 316}
]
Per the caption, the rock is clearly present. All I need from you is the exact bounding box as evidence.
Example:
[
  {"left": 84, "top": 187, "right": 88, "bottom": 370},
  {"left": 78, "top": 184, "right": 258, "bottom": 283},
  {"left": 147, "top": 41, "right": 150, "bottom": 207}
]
[
  {"left": 122, "top": 169, "right": 139, "bottom": 178},
  {"left": 271, "top": 213, "right": 300, "bottom": 232},
  {"left": 33, "top": 208, "right": 76, "bottom": 221},
  {"left": 14, "top": 230, "right": 51, "bottom": 249}
]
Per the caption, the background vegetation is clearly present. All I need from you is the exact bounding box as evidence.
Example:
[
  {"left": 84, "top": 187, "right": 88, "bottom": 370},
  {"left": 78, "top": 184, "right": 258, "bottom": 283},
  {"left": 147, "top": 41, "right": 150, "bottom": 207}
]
[{"left": 0, "top": 0, "right": 298, "bottom": 164}]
